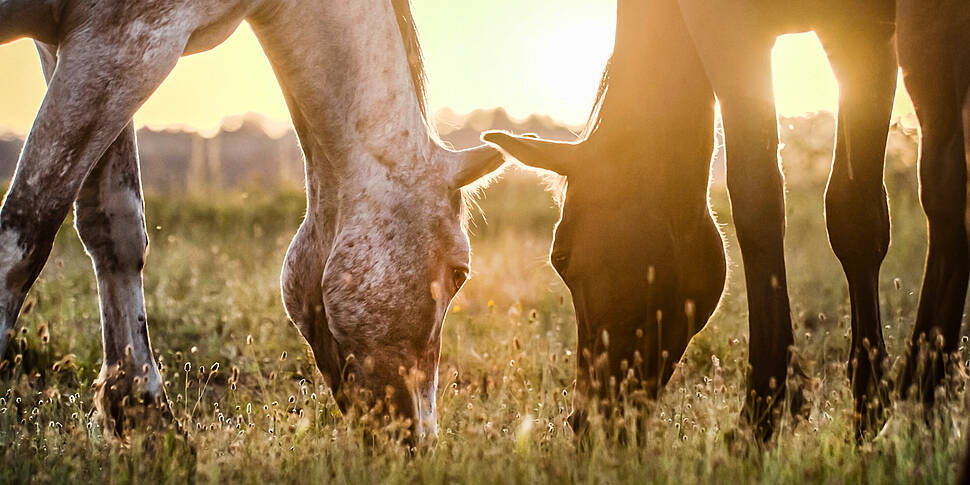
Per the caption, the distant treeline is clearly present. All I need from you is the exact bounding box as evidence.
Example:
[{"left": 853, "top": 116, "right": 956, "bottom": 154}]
[{"left": 0, "top": 109, "right": 918, "bottom": 193}]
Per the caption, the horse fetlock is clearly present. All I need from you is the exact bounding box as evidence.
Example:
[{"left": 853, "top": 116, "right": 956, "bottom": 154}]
[
  {"left": 850, "top": 363, "right": 890, "bottom": 440},
  {"left": 742, "top": 359, "right": 811, "bottom": 441},
  {"left": 899, "top": 339, "right": 962, "bottom": 407},
  {"left": 94, "top": 360, "right": 169, "bottom": 437}
]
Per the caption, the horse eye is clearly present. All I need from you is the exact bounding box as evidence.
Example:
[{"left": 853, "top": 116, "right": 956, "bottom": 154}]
[
  {"left": 551, "top": 252, "right": 570, "bottom": 271},
  {"left": 452, "top": 268, "right": 469, "bottom": 290}
]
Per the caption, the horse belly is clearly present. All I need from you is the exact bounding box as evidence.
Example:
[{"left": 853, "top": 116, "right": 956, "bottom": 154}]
[
  {"left": 181, "top": 0, "right": 256, "bottom": 56},
  {"left": 183, "top": 15, "right": 246, "bottom": 56}
]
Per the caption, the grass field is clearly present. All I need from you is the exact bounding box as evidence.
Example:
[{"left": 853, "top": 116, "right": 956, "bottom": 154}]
[{"left": 1, "top": 121, "right": 968, "bottom": 484}]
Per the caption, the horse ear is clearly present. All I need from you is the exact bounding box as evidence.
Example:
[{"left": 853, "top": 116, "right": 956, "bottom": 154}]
[
  {"left": 481, "top": 131, "right": 581, "bottom": 176},
  {"left": 448, "top": 145, "right": 506, "bottom": 188}
]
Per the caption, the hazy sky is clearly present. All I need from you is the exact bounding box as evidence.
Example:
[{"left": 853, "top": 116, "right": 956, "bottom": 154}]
[{"left": 0, "top": 1, "right": 913, "bottom": 135}]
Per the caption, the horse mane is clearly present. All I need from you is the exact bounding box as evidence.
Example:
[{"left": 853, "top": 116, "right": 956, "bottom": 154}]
[
  {"left": 582, "top": 58, "right": 612, "bottom": 139},
  {"left": 391, "top": 0, "right": 442, "bottom": 141}
]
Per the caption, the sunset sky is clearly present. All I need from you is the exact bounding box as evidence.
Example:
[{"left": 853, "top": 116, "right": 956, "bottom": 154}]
[{"left": 0, "top": 0, "right": 914, "bottom": 136}]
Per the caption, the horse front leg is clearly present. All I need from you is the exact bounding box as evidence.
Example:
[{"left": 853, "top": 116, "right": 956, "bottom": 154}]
[
  {"left": 897, "top": 3, "right": 970, "bottom": 410},
  {"left": 0, "top": 21, "right": 188, "bottom": 434},
  {"left": 817, "top": 22, "right": 897, "bottom": 439},
  {"left": 678, "top": 1, "right": 808, "bottom": 441},
  {"left": 720, "top": 93, "right": 805, "bottom": 441}
]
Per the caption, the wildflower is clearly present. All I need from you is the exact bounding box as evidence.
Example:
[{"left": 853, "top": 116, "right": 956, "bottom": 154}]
[{"left": 37, "top": 323, "right": 49, "bottom": 345}]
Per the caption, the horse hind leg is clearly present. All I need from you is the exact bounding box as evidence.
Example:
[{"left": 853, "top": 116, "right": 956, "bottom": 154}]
[
  {"left": 75, "top": 122, "right": 168, "bottom": 434},
  {"left": 816, "top": 24, "right": 896, "bottom": 439}
]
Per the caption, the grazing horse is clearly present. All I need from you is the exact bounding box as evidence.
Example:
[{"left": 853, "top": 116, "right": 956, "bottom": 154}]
[
  {"left": 0, "top": 0, "right": 503, "bottom": 441},
  {"left": 487, "top": 0, "right": 898, "bottom": 439},
  {"left": 485, "top": 0, "right": 724, "bottom": 432},
  {"left": 895, "top": 0, "right": 970, "bottom": 480}
]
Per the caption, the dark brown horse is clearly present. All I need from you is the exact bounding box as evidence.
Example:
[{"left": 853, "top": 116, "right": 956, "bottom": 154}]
[
  {"left": 896, "top": 0, "right": 970, "bottom": 480},
  {"left": 486, "top": 0, "right": 899, "bottom": 439}
]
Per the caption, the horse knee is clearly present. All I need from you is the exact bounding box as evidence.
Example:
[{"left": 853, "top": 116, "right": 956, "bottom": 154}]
[
  {"left": 75, "top": 190, "right": 147, "bottom": 274},
  {"left": 727, "top": 168, "right": 786, "bottom": 258},
  {"left": 919, "top": 131, "right": 967, "bottom": 238},
  {"left": 825, "top": 184, "right": 890, "bottom": 270}
]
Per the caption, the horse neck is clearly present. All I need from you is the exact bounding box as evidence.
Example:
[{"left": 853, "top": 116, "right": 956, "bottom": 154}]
[
  {"left": 248, "top": 0, "right": 436, "bottom": 202},
  {"left": 600, "top": 0, "right": 712, "bottom": 125},
  {"left": 590, "top": 0, "right": 715, "bottom": 212}
]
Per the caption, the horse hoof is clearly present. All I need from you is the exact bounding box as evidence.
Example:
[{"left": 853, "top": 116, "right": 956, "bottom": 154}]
[{"left": 93, "top": 367, "right": 171, "bottom": 440}]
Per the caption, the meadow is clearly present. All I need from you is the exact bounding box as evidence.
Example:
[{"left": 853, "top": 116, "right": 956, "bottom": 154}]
[{"left": 0, "top": 117, "right": 967, "bottom": 484}]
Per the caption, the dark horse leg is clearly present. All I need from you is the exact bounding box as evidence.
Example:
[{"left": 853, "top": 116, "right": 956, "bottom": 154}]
[
  {"left": 678, "top": 1, "right": 803, "bottom": 440},
  {"left": 816, "top": 21, "right": 897, "bottom": 438},
  {"left": 897, "top": 1, "right": 970, "bottom": 408},
  {"left": 897, "top": 1, "right": 970, "bottom": 478}
]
